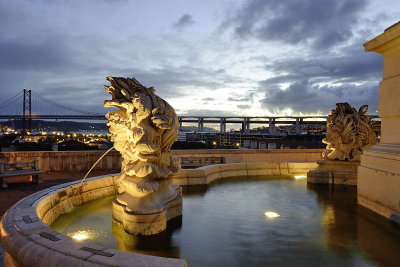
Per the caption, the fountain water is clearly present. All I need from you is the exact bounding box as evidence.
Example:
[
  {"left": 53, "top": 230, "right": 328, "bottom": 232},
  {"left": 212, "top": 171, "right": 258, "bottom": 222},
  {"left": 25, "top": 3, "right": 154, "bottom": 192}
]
[{"left": 72, "top": 146, "right": 115, "bottom": 196}]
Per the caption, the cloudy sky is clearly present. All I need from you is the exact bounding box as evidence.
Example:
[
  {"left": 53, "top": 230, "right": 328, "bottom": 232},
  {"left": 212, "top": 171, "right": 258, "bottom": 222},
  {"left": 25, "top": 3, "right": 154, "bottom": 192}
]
[{"left": 0, "top": 0, "right": 399, "bottom": 116}]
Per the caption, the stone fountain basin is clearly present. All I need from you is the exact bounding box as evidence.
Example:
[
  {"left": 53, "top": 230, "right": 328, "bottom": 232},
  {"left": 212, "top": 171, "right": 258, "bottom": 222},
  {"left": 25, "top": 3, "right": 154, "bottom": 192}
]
[{"left": 0, "top": 162, "right": 316, "bottom": 267}]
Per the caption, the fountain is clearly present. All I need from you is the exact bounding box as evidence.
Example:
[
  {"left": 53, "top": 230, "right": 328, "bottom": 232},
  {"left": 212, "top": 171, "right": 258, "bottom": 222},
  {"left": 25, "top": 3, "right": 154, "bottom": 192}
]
[
  {"left": 104, "top": 76, "right": 182, "bottom": 235},
  {"left": 1, "top": 56, "right": 400, "bottom": 265}
]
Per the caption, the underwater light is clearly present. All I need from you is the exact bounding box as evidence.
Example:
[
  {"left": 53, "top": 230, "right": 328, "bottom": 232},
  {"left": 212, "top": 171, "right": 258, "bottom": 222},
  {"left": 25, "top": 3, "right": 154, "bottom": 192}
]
[
  {"left": 264, "top": 211, "right": 280, "bottom": 218},
  {"left": 294, "top": 175, "right": 307, "bottom": 179},
  {"left": 71, "top": 231, "right": 90, "bottom": 241}
]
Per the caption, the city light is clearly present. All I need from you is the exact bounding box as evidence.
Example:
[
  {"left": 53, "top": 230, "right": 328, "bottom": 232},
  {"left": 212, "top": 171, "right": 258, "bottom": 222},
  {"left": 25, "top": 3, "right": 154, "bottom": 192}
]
[{"left": 264, "top": 211, "right": 280, "bottom": 218}]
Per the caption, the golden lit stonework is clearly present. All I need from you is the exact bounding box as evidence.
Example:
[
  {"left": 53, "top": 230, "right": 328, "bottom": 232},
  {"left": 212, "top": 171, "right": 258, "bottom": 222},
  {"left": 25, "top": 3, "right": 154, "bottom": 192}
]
[{"left": 104, "top": 76, "right": 182, "bottom": 236}]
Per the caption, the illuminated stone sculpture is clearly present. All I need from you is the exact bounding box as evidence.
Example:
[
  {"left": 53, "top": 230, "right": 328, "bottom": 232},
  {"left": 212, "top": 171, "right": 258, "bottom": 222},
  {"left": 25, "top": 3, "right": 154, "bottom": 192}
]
[
  {"left": 322, "top": 103, "right": 380, "bottom": 161},
  {"left": 308, "top": 102, "right": 380, "bottom": 185},
  {"left": 105, "top": 76, "right": 182, "bottom": 235}
]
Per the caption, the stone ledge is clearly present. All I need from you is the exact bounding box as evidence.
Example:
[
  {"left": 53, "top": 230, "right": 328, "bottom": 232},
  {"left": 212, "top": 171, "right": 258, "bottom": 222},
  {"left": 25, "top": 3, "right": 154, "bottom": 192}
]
[
  {"left": 358, "top": 195, "right": 400, "bottom": 224},
  {"left": 173, "top": 162, "right": 317, "bottom": 185}
]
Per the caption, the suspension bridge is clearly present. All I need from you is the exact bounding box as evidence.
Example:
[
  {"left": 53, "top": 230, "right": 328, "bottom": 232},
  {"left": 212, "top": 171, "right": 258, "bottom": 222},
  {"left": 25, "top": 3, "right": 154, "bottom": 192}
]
[
  {"left": 0, "top": 89, "right": 378, "bottom": 134},
  {"left": 0, "top": 89, "right": 106, "bottom": 132}
]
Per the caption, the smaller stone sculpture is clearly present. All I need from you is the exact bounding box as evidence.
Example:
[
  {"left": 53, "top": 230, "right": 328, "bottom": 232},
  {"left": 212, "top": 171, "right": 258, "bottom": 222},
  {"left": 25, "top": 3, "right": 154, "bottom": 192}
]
[
  {"left": 322, "top": 103, "right": 380, "bottom": 161},
  {"left": 308, "top": 102, "right": 380, "bottom": 186}
]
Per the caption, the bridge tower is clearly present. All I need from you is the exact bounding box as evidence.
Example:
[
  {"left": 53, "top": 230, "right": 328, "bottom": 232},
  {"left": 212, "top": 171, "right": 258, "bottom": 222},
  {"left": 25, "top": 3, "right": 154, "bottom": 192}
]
[{"left": 22, "top": 88, "right": 32, "bottom": 134}]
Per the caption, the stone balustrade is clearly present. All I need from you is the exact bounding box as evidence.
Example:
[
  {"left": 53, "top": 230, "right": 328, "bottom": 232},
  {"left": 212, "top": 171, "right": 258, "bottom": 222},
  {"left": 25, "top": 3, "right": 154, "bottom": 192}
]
[{"left": 0, "top": 149, "right": 323, "bottom": 172}]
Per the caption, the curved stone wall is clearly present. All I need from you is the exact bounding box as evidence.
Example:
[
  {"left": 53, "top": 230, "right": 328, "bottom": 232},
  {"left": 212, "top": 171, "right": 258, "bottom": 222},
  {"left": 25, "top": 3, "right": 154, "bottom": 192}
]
[
  {"left": 173, "top": 162, "right": 317, "bottom": 185},
  {"left": 0, "top": 162, "right": 317, "bottom": 266},
  {"left": 0, "top": 174, "right": 186, "bottom": 266}
]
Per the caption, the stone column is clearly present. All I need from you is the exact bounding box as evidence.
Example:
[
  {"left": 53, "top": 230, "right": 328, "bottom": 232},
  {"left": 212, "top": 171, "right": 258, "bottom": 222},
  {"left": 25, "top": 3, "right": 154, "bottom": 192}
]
[
  {"left": 197, "top": 117, "right": 204, "bottom": 132},
  {"left": 179, "top": 117, "right": 183, "bottom": 130},
  {"left": 220, "top": 118, "right": 226, "bottom": 133},
  {"left": 295, "top": 118, "right": 302, "bottom": 134},
  {"left": 358, "top": 22, "right": 400, "bottom": 224},
  {"left": 269, "top": 118, "right": 275, "bottom": 134},
  {"left": 245, "top": 118, "right": 250, "bottom": 133}
]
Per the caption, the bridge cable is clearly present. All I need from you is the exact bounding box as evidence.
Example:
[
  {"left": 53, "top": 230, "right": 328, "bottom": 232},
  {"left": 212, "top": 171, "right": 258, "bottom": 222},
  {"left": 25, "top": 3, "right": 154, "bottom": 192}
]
[
  {"left": 31, "top": 91, "right": 102, "bottom": 115},
  {"left": 0, "top": 90, "right": 24, "bottom": 110}
]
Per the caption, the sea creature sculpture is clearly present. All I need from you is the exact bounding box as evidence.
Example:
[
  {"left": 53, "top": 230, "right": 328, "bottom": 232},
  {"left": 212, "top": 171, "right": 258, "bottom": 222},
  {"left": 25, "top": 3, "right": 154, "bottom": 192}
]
[
  {"left": 104, "top": 76, "right": 182, "bottom": 235},
  {"left": 322, "top": 102, "right": 380, "bottom": 161},
  {"left": 105, "top": 76, "right": 180, "bottom": 192}
]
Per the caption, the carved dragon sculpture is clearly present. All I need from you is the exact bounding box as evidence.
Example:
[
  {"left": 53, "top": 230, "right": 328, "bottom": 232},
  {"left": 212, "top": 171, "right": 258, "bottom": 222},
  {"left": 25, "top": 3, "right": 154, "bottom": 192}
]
[{"left": 104, "top": 76, "right": 180, "bottom": 195}]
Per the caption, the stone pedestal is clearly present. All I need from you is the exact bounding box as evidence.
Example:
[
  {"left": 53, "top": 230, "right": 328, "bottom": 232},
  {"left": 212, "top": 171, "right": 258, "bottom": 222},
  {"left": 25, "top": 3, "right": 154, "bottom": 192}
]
[
  {"left": 358, "top": 22, "right": 400, "bottom": 224},
  {"left": 307, "top": 159, "right": 358, "bottom": 185},
  {"left": 112, "top": 182, "right": 182, "bottom": 235}
]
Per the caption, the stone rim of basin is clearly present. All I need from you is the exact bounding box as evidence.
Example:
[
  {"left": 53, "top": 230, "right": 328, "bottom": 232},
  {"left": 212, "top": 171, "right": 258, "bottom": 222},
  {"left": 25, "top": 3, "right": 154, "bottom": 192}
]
[
  {"left": 0, "top": 162, "right": 317, "bottom": 266},
  {"left": 0, "top": 174, "right": 187, "bottom": 267}
]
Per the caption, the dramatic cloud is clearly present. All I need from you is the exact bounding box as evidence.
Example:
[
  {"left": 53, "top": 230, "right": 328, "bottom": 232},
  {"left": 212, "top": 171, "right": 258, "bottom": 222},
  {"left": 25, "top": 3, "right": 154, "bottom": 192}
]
[
  {"left": 222, "top": 0, "right": 367, "bottom": 49},
  {"left": 257, "top": 41, "right": 382, "bottom": 114},
  {"left": 173, "top": 14, "right": 195, "bottom": 30},
  {"left": 260, "top": 80, "right": 378, "bottom": 114},
  {"left": 0, "top": 0, "right": 398, "bottom": 119}
]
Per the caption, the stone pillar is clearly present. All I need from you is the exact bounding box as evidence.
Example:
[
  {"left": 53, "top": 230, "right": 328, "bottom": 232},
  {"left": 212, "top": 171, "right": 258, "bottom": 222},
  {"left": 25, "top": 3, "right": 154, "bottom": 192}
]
[
  {"left": 250, "top": 140, "right": 258, "bottom": 149},
  {"left": 197, "top": 118, "right": 204, "bottom": 132},
  {"left": 269, "top": 118, "right": 275, "bottom": 134},
  {"left": 243, "top": 118, "right": 250, "bottom": 133},
  {"left": 179, "top": 117, "right": 183, "bottom": 130},
  {"left": 295, "top": 118, "right": 302, "bottom": 134},
  {"left": 220, "top": 118, "right": 226, "bottom": 133},
  {"left": 358, "top": 22, "right": 400, "bottom": 224},
  {"left": 267, "top": 143, "right": 276, "bottom": 149},
  {"left": 244, "top": 139, "right": 251, "bottom": 148}
]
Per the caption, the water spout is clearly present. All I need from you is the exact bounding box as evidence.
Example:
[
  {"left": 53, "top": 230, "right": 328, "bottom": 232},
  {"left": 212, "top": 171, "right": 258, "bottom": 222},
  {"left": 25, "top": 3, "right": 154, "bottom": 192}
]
[{"left": 73, "top": 146, "right": 114, "bottom": 196}]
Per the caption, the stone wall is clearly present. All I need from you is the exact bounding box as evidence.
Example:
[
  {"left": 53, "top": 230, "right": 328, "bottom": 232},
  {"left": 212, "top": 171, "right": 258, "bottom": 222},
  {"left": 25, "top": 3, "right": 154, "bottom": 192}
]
[
  {"left": 0, "top": 149, "right": 323, "bottom": 172},
  {"left": 359, "top": 22, "right": 400, "bottom": 224},
  {"left": 0, "top": 150, "right": 122, "bottom": 172},
  {"left": 173, "top": 162, "right": 317, "bottom": 185}
]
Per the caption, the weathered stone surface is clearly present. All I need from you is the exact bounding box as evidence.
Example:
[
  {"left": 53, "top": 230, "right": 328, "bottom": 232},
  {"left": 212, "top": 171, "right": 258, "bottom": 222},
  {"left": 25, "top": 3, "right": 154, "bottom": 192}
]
[
  {"left": 170, "top": 162, "right": 317, "bottom": 186},
  {"left": 104, "top": 76, "right": 182, "bottom": 235},
  {"left": 359, "top": 22, "right": 400, "bottom": 224},
  {"left": 322, "top": 102, "right": 380, "bottom": 161},
  {"left": 0, "top": 149, "right": 324, "bottom": 172},
  {"left": 307, "top": 159, "right": 359, "bottom": 186},
  {"left": 307, "top": 102, "right": 380, "bottom": 186}
]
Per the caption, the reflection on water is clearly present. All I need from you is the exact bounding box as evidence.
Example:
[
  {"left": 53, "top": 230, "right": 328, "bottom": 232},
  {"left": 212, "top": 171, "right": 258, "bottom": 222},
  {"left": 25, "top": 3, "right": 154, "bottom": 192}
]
[
  {"left": 112, "top": 217, "right": 182, "bottom": 258},
  {"left": 51, "top": 177, "right": 400, "bottom": 267}
]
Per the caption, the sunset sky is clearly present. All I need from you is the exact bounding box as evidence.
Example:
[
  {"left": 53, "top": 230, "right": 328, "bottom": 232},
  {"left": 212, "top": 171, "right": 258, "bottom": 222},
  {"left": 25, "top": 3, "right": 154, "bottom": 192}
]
[{"left": 1, "top": 0, "right": 399, "bottom": 116}]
